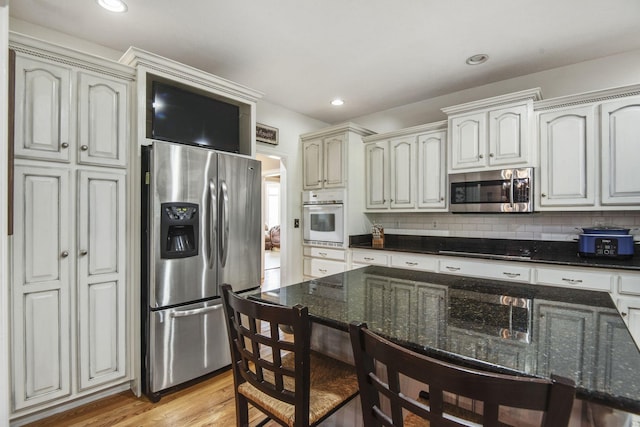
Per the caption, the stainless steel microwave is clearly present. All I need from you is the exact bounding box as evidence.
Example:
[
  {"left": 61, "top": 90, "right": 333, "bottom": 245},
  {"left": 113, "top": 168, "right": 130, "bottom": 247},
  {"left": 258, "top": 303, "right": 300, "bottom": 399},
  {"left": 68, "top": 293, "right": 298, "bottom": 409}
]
[{"left": 449, "top": 167, "right": 533, "bottom": 213}]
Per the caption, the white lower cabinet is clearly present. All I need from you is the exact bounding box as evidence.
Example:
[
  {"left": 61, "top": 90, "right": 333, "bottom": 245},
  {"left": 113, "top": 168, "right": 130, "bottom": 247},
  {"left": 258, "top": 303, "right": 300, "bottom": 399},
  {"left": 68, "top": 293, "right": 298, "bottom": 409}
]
[
  {"left": 303, "top": 246, "right": 346, "bottom": 279},
  {"left": 534, "top": 265, "right": 614, "bottom": 292},
  {"left": 390, "top": 253, "right": 437, "bottom": 272},
  {"left": 11, "top": 165, "right": 127, "bottom": 411},
  {"left": 438, "top": 258, "right": 531, "bottom": 283}
]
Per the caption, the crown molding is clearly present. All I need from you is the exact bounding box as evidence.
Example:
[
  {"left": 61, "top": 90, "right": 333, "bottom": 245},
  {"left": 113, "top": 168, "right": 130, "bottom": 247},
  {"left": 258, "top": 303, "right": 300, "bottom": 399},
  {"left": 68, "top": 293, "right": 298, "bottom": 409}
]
[
  {"left": 300, "top": 122, "right": 376, "bottom": 140},
  {"left": 441, "top": 88, "right": 543, "bottom": 115},
  {"left": 361, "top": 120, "right": 447, "bottom": 143},
  {"left": 120, "top": 46, "right": 263, "bottom": 104},
  {"left": 9, "top": 31, "right": 134, "bottom": 80},
  {"left": 534, "top": 83, "right": 640, "bottom": 110}
]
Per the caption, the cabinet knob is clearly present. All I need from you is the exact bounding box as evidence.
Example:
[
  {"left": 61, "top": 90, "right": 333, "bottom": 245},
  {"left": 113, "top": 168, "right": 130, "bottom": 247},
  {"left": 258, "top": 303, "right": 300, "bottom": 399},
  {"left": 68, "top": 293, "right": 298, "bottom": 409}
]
[
  {"left": 61, "top": 142, "right": 69, "bottom": 149},
  {"left": 80, "top": 249, "right": 88, "bottom": 256},
  {"left": 541, "top": 193, "right": 547, "bottom": 198},
  {"left": 478, "top": 154, "right": 484, "bottom": 159},
  {"left": 440, "top": 197, "right": 444, "bottom": 201},
  {"left": 61, "top": 251, "right": 69, "bottom": 258},
  {"left": 81, "top": 145, "right": 89, "bottom": 151},
  {"left": 489, "top": 153, "right": 494, "bottom": 158},
  {"left": 621, "top": 312, "right": 628, "bottom": 317}
]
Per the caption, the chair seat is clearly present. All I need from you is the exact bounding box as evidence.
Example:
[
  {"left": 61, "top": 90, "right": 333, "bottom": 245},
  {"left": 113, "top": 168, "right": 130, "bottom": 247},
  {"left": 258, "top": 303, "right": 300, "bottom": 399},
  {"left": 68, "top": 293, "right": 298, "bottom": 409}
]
[{"left": 238, "top": 351, "right": 358, "bottom": 427}]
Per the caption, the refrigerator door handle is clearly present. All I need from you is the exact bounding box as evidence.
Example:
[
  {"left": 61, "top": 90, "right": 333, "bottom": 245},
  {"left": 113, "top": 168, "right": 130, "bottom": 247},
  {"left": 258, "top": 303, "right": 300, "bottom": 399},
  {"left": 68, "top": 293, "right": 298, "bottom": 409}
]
[
  {"left": 208, "top": 179, "right": 216, "bottom": 269},
  {"left": 220, "top": 180, "right": 230, "bottom": 267},
  {"left": 169, "top": 303, "right": 223, "bottom": 318}
]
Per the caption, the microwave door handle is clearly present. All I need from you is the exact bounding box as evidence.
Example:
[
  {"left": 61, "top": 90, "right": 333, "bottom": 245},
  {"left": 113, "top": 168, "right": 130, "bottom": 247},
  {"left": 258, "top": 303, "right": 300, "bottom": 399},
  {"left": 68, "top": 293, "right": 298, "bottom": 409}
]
[{"left": 509, "top": 175, "right": 515, "bottom": 208}]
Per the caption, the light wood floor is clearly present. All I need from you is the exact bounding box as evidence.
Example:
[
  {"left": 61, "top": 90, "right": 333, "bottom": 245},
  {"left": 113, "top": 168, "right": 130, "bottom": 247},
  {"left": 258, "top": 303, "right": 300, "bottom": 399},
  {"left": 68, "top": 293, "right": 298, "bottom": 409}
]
[{"left": 26, "top": 369, "right": 281, "bottom": 427}]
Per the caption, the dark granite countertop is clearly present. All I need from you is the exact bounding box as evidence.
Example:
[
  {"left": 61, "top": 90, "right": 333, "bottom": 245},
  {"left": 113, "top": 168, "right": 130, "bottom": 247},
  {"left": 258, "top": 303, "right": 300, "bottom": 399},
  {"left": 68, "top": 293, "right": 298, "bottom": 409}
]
[
  {"left": 253, "top": 266, "right": 640, "bottom": 415},
  {"left": 349, "top": 234, "right": 640, "bottom": 271}
]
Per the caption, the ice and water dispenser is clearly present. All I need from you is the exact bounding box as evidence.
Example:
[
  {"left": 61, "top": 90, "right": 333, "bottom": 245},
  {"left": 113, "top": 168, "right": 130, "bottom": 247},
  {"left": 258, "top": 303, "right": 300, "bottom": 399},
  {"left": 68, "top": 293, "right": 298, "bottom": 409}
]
[{"left": 160, "top": 202, "right": 199, "bottom": 259}]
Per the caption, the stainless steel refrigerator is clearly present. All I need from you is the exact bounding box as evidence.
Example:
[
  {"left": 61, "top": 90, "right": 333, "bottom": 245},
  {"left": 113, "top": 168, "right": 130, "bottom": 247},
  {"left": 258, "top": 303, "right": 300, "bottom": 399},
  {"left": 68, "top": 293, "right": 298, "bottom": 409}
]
[{"left": 141, "top": 141, "right": 261, "bottom": 400}]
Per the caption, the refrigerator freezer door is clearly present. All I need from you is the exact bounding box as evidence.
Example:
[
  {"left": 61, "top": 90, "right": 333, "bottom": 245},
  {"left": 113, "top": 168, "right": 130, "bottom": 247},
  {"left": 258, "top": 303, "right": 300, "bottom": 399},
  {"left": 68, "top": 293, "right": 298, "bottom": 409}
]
[
  {"left": 149, "top": 298, "right": 231, "bottom": 393},
  {"left": 150, "top": 142, "right": 218, "bottom": 308},
  {"left": 218, "top": 154, "right": 262, "bottom": 293}
]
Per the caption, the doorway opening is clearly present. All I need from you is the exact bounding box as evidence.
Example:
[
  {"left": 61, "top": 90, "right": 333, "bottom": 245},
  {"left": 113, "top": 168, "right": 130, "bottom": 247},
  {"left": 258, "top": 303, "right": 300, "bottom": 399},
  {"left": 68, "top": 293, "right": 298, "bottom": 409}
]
[{"left": 256, "top": 154, "right": 283, "bottom": 290}]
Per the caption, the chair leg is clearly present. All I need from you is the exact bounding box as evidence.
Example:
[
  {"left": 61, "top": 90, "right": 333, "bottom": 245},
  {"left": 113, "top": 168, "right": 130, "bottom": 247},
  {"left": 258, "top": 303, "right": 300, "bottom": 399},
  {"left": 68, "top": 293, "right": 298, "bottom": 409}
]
[{"left": 236, "top": 393, "right": 250, "bottom": 427}]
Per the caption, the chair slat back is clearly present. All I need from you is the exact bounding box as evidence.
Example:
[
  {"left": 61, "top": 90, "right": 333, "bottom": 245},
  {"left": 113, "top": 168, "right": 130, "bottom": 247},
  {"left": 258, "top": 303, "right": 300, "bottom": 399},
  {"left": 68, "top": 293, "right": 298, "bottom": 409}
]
[
  {"left": 222, "top": 284, "right": 311, "bottom": 416},
  {"left": 349, "top": 322, "right": 575, "bottom": 427}
]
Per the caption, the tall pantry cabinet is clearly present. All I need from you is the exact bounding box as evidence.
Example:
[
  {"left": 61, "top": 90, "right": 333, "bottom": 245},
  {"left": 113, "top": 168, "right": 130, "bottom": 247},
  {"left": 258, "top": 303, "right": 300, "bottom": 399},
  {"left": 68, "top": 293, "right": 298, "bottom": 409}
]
[{"left": 9, "top": 34, "right": 134, "bottom": 415}]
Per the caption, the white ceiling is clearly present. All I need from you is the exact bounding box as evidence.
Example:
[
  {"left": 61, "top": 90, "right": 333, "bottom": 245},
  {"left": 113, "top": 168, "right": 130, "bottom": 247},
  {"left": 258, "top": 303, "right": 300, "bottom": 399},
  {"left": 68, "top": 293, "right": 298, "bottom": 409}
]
[{"left": 9, "top": 0, "right": 640, "bottom": 124}]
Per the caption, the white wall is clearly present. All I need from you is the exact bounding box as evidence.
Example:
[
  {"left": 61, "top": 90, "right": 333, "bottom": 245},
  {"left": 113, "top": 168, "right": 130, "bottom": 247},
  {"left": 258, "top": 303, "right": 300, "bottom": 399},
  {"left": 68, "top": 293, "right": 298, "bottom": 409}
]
[
  {"left": 255, "top": 100, "right": 328, "bottom": 283},
  {"left": 350, "top": 49, "right": 640, "bottom": 133},
  {"left": 1, "top": 2, "right": 10, "bottom": 425}
]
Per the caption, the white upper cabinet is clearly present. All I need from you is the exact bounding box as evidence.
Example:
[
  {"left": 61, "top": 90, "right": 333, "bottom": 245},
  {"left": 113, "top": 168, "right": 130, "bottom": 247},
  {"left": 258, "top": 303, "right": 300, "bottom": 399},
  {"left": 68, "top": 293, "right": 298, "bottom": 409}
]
[
  {"left": 364, "top": 141, "right": 389, "bottom": 209},
  {"left": 538, "top": 105, "right": 596, "bottom": 207},
  {"left": 449, "top": 112, "right": 486, "bottom": 170},
  {"left": 417, "top": 130, "right": 446, "bottom": 209},
  {"left": 600, "top": 96, "right": 640, "bottom": 205},
  {"left": 77, "top": 72, "right": 128, "bottom": 168},
  {"left": 488, "top": 104, "right": 530, "bottom": 166},
  {"left": 389, "top": 137, "right": 416, "bottom": 209},
  {"left": 534, "top": 86, "right": 640, "bottom": 210},
  {"left": 302, "top": 133, "right": 346, "bottom": 190},
  {"left": 443, "top": 89, "right": 541, "bottom": 173},
  {"left": 363, "top": 123, "right": 447, "bottom": 212},
  {"left": 14, "top": 55, "right": 72, "bottom": 162}
]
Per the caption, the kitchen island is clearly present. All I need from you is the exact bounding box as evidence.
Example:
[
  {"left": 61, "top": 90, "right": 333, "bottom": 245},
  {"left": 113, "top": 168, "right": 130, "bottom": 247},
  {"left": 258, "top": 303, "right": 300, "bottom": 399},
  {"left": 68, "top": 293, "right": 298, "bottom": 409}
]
[{"left": 253, "top": 266, "right": 640, "bottom": 424}]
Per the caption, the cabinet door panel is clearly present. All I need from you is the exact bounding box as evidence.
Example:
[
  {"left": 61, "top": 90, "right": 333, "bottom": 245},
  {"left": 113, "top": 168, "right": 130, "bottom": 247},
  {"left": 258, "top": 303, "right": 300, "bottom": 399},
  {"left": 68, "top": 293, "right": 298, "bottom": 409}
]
[
  {"left": 536, "top": 303, "right": 594, "bottom": 387},
  {"left": 489, "top": 105, "right": 528, "bottom": 165},
  {"left": 365, "top": 142, "right": 388, "bottom": 209},
  {"left": 14, "top": 165, "right": 71, "bottom": 288},
  {"left": 78, "top": 73, "right": 128, "bottom": 167},
  {"left": 12, "top": 165, "right": 71, "bottom": 409},
  {"left": 78, "top": 170, "right": 126, "bottom": 389},
  {"left": 323, "top": 136, "right": 345, "bottom": 188},
  {"left": 389, "top": 138, "right": 415, "bottom": 209},
  {"left": 417, "top": 131, "right": 446, "bottom": 209},
  {"left": 13, "top": 289, "right": 71, "bottom": 409},
  {"left": 601, "top": 98, "right": 640, "bottom": 204},
  {"left": 539, "top": 107, "right": 595, "bottom": 207},
  {"left": 450, "top": 112, "right": 486, "bottom": 170},
  {"left": 302, "top": 140, "right": 323, "bottom": 190},
  {"left": 14, "top": 56, "right": 71, "bottom": 162}
]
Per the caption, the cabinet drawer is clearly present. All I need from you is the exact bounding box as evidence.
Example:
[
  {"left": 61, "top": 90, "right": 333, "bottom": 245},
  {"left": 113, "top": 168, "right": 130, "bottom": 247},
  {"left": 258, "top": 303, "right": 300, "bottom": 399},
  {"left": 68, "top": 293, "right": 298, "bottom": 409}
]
[
  {"left": 619, "top": 273, "right": 640, "bottom": 296},
  {"left": 391, "top": 254, "right": 437, "bottom": 272},
  {"left": 351, "top": 251, "right": 388, "bottom": 266},
  {"left": 303, "top": 258, "right": 345, "bottom": 278},
  {"left": 439, "top": 258, "right": 531, "bottom": 283},
  {"left": 304, "top": 246, "right": 345, "bottom": 261},
  {"left": 535, "top": 267, "right": 613, "bottom": 292}
]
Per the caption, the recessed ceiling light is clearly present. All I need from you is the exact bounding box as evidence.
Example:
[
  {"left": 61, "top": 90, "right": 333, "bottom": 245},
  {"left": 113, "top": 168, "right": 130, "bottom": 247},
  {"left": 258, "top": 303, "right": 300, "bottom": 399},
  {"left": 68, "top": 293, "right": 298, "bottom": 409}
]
[
  {"left": 97, "top": 0, "right": 128, "bottom": 13},
  {"left": 331, "top": 99, "right": 345, "bottom": 106},
  {"left": 466, "top": 54, "right": 489, "bottom": 65}
]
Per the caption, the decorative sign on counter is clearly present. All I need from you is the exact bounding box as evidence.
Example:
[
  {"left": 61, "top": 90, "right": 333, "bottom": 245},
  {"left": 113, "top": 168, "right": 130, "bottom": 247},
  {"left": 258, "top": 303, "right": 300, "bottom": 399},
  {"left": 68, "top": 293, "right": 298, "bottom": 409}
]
[{"left": 256, "top": 123, "right": 279, "bottom": 145}]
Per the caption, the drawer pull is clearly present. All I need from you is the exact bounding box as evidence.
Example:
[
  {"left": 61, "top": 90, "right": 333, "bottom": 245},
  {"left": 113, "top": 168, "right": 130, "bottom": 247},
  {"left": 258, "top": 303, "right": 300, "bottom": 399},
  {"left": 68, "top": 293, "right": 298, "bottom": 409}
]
[
  {"left": 364, "top": 257, "right": 375, "bottom": 261},
  {"left": 405, "top": 262, "right": 418, "bottom": 266},
  {"left": 319, "top": 268, "right": 327, "bottom": 273},
  {"left": 318, "top": 252, "right": 328, "bottom": 257},
  {"left": 562, "top": 278, "right": 583, "bottom": 285},
  {"left": 503, "top": 272, "right": 521, "bottom": 278},
  {"left": 445, "top": 266, "right": 460, "bottom": 272},
  {"left": 621, "top": 312, "right": 628, "bottom": 317}
]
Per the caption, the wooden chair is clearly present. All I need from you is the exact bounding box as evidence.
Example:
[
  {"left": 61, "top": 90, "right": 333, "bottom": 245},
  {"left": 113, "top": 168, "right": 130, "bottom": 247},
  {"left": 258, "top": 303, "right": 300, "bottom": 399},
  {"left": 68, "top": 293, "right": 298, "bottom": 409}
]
[
  {"left": 221, "top": 284, "right": 359, "bottom": 427},
  {"left": 349, "top": 322, "right": 576, "bottom": 427}
]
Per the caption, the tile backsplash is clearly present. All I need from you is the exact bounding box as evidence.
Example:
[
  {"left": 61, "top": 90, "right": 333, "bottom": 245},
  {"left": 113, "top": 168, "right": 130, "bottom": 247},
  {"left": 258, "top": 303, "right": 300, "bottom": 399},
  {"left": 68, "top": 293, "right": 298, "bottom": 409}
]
[{"left": 366, "top": 211, "right": 640, "bottom": 241}]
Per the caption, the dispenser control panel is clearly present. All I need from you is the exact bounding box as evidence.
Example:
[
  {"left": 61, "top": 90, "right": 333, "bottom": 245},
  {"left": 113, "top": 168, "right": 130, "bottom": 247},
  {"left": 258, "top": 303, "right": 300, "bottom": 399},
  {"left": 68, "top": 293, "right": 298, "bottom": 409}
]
[{"left": 164, "top": 205, "right": 198, "bottom": 220}]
